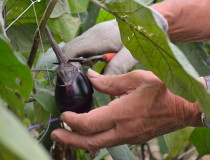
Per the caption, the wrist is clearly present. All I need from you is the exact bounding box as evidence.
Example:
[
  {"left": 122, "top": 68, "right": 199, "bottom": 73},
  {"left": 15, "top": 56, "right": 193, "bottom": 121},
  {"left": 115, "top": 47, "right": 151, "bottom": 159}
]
[
  {"left": 150, "top": 0, "right": 183, "bottom": 41},
  {"left": 151, "top": 0, "right": 210, "bottom": 42}
]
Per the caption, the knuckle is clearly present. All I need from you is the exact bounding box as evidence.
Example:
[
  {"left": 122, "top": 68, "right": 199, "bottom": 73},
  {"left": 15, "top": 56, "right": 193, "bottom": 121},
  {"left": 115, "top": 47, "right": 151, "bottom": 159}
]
[
  {"left": 104, "top": 77, "right": 115, "bottom": 88},
  {"left": 80, "top": 115, "right": 94, "bottom": 133}
]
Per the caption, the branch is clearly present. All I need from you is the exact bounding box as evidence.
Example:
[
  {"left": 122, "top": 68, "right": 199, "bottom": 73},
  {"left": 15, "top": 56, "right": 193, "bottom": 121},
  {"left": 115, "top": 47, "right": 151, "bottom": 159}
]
[
  {"left": 32, "top": 69, "right": 55, "bottom": 73},
  {"left": 27, "top": 0, "right": 59, "bottom": 68}
]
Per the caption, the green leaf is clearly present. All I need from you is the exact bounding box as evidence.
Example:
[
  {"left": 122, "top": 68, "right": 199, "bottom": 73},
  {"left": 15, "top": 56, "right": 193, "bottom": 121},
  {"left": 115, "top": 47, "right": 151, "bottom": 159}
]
[
  {"left": 157, "top": 136, "right": 169, "bottom": 154},
  {"left": 50, "top": 0, "right": 70, "bottom": 18},
  {"left": 33, "top": 93, "right": 60, "bottom": 117},
  {"left": 80, "top": 2, "right": 100, "bottom": 33},
  {"left": 33, "top": 101, "right": 51, "bottom": 125},
  {"left": 24, "top": 102, "right": 35, "bottom": 124},
  {"left": 94, "top": 89, "right": 111, "bottom": 107},
  {"left": 48, "top": 14, "right": 80, "bottom": 42},
  {"left": 164, "top": 127, "right": 194, "bottom": 159},
  {"left": 176, "top": 42, "right": 210, "bottom": 76},
  {"left": 93, "top": 149, "right": 109, "bottom": 160},
  {"left": 96, "top": 9, "right": 115, "bottom": 24},
  {"left": 68, "top": 0, "right": 89, "bottom": 13},
  {"left": 0, "top": 105, "right": 52, "bottom": 160},
  {"left": 104, "top": 0, "right": 210, "bottom": 118},
  {"left": 107, "top": 145, "right": 137, "bottom": 160},
  {"left": 189, "top": 127, "right": 210, "bottom": 156},
  {"left": 6, "top": 0, "right": 48, "bottom": 24},
  {"left": 0, "top": 37, "right": 33, "bottom": 117},
  {"left": 7, "top": 23, "right": 51, "bottom": 52},
  {"left": 5, "top": 0, "right": 77, "bottom": 52}
]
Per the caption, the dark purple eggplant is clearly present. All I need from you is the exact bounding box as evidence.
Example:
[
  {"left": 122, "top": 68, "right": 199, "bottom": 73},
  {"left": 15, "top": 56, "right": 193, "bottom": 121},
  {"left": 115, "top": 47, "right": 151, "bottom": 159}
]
[{"left": 45, "top": 27, "right": 93, "bottom": 113}]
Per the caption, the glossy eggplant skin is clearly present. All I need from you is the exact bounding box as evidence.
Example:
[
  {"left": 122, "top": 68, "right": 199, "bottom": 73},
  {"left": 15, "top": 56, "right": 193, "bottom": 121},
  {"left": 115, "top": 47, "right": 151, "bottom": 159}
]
[{"left": 55, "top": 62, "right": 93, "bottom": 113}]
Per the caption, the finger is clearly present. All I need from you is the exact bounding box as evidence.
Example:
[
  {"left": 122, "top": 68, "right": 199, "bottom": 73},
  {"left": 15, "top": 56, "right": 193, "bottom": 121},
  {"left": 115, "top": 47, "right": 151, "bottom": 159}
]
[
  {"left": 51, "top": 128, "right": 117, "bottom": 151},
  {"left": 87, "top": 69, "right": 143, "bottom": 96},
  {"left": 103, "top": 47, "right": 139, "bottom": 75},
  {"left": 60, "top": 106, "right": 115, "bottom": 134}
]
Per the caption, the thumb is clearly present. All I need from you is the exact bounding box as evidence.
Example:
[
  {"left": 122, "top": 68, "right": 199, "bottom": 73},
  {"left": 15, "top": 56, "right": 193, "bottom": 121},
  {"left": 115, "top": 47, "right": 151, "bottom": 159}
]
[{"left": 87, "top": 69, "right": 137, "bottom": 96}]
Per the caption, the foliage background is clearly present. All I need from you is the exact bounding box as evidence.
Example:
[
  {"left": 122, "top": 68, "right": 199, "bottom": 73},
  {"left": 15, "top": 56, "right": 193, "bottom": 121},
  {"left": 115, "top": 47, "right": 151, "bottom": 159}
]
[{"left": 0, "top": 0, "right": 210, "bottom": 159}]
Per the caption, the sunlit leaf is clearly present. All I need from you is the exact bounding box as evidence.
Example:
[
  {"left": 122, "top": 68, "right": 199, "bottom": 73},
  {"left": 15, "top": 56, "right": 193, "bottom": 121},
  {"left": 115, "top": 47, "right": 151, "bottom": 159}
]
[{"left": 96, "top": 9, "right": 115, "bottom": 24}]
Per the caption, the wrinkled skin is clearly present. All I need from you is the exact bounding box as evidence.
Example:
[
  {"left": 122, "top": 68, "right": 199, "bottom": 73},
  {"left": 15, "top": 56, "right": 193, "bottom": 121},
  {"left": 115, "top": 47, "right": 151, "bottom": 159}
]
[{"left": 51, "top": 69, "right": 203, "bottom": 151}]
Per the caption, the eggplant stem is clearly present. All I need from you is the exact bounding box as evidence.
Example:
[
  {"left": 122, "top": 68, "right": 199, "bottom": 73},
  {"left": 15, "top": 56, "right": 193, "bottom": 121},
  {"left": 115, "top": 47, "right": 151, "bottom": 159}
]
[
  {"left": 27, "top": 0, "right": 59, "bottom": 68},
  {"left": 45, "top": 26, "right": 68, "bottom": 64}
]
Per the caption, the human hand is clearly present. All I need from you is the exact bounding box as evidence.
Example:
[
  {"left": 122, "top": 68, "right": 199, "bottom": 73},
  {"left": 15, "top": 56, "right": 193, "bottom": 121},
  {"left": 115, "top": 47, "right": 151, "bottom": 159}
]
[
  {"left": 62, "top": 20, "right": 138, "bottom": 75},
  {"left": 151, "top": 0, "right": 210, "bottom": 41},
  {"left": 62, "top": 8, "right": 168, "bottom": 75},
  {"left": 51, "top": 69, "right": 202, "bottom": 151}
]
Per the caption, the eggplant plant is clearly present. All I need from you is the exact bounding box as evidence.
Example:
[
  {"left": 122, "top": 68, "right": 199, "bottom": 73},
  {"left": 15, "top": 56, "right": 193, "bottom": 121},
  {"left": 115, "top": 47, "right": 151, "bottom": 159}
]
[{"left": 45, "top": 27, "right": 93, "bottom": 113}]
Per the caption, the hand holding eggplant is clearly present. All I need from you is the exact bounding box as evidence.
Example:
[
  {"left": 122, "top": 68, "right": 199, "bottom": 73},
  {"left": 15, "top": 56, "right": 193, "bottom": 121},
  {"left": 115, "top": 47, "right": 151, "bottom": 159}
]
[{"left": 51, "top": 69, "right": 203, "bottom": 151}]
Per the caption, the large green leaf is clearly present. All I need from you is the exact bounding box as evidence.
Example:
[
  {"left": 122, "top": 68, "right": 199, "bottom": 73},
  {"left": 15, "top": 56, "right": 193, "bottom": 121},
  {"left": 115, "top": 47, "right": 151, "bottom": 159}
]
[
  {"left": 103, "top": 0, "right": 210, "bottom": 117},
  {"left": 0, "top": 105, "right": 52, "bottom": 160},
  {"left": 164, "top": 127, "right": 194, "bottom": 159},
  {"left": 0, "top": 37, "right": 33, "bottom": 117},
  {"left": 6, "top": 0, "right": 48, "bottom": 24},
  {"left": 189, "top": 128, "right": 210, "bottom": 156}
]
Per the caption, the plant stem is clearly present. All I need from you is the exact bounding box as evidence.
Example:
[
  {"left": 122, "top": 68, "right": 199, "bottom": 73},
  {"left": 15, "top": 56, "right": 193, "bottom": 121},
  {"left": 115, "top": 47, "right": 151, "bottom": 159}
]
[
  {"left": 45, "top": 26, "right": 68, "bottom": 64},
  {"left": 32, "top": 69, "right": 55, "bottom": 73},
  {"left": 27, "top": 0, "right": 59, "bottom": 68}
]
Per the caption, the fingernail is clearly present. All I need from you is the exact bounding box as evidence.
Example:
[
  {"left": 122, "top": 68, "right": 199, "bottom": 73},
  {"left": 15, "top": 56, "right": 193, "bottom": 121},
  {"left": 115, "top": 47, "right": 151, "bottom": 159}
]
[
  {"left": 60, "top": 113, "right": 65, "bottom": 121},
  {"left": 87, "top": 69, "right": 100, "bottom": 78},
  {"left": 51, "top": 132, "right": 58, "bottom": 141}
]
